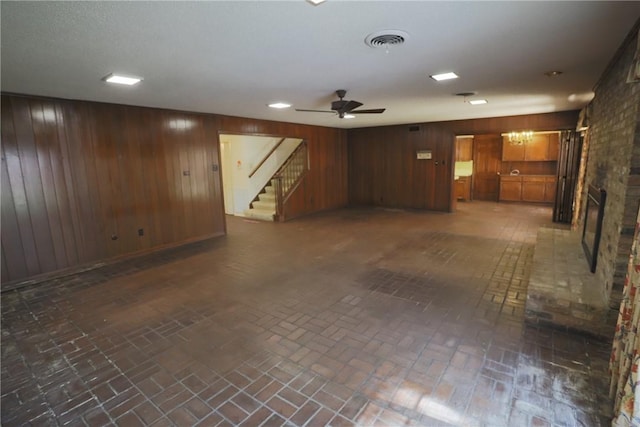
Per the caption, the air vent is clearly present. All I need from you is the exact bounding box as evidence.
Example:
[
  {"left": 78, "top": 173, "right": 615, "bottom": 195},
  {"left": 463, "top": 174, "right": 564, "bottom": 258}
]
[
  {"left": 408, "top": 125, "right": 420, "bottom": 132},
  {"left": 365, "top": 30, "right": 409, "bottom": 48}
]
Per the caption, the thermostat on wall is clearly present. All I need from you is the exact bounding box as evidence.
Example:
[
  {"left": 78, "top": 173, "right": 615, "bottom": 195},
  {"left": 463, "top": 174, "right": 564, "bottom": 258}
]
[{"left": 416, "top": 150, "right": 432, "bottom": 160}]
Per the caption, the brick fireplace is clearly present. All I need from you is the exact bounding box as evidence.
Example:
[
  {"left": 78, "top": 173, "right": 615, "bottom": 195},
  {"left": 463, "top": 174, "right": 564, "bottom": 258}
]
[{"left": 580, "top": 23, "right": 640, "bottom": 309}]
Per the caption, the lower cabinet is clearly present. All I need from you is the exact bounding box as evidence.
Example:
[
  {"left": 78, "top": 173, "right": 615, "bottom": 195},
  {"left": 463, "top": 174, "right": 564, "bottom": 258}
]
[
  {"left": 522, "top": 177, "right": 546, "bottom": 202},
  {"left": 499, "top": 176, "right": 522, "bottom": 201},
  {"left": 500, "top": 175, "right": 556, "bottom": 203},
  {"left": 455, "top": 177, "right": 471, "bottom": 201}
]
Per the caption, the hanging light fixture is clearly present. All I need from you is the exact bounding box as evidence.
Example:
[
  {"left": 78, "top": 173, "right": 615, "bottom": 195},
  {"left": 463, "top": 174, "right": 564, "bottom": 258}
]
[{"left": 508, "top": 131, "right": 534, "bottom": 145}]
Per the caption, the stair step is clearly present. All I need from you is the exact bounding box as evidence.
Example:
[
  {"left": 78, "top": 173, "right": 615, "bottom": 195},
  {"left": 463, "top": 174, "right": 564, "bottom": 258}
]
[
  {"left": 244, "top": 207, "right": 275, "bottom": 222},
  {"left": 252, "top": 200, "right": 275, "bottom": 210},
  {"left": 258, "top": 192, "right": 275, "bottom": 202}
]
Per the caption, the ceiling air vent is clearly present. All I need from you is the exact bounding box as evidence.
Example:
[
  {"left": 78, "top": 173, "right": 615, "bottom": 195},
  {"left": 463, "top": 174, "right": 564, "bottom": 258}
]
[{"left": 365, "top": 30, "right": 409, "bottom": 48}]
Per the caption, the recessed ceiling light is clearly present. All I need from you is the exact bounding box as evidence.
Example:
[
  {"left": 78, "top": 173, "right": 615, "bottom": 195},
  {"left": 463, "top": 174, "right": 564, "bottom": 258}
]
[
  {"left": 343, "top": 114, "right": 355, "bottom": 119},
  {"left": 568, "top": 92, "right": 595, "bottom": 103},
  {"left": 268, "top": 102, "right": 291, "bottom": 109},
  {"left": 103, "top": 73, "right": 142, "bottom": 85},
  {"left": 430, "top": 72, "right": 459, "bottom": 81},
  {"left": 469, "top": 99, "right": 488, "bottom": 105},
  {"left": 307, "top": 0, "right": 326, "bottom": 5}
]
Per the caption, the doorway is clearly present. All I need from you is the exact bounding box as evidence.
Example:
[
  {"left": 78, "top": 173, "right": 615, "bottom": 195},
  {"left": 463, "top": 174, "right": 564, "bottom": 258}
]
[
  {"left": 218, "top": 134, "right": 303, "bottom": 217},
  {"left": 473, "top": 134, "right": 502, "bottom": 201}
]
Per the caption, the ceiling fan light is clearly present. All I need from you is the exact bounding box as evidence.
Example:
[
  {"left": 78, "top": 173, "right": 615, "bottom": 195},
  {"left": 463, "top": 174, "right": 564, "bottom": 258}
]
[
  {"left": 430, "top": 72, "right": 459, "bottom": 81},
  {"left": 343, "top": 114, "right": 355, "bottom": 119},
  {"left": 469, "top": 99, "right": 488, "bottom": 105}
]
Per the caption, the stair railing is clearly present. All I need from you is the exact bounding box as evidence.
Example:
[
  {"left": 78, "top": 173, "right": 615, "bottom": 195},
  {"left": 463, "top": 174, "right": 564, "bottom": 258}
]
[
  {"left": 248, "top": 137, "right": 286, "bottom": 178},
  {"left": 273, "top": 141, "right": 309, "bottom": 221}
]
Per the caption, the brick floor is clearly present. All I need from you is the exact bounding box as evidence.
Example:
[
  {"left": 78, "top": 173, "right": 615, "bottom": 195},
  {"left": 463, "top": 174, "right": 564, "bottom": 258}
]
[
  {"left": 525, "top": 227, "right": 617, "bottom": 340},
  {"left": 1, "top": 202, "right": 612, "bottom": 426}
]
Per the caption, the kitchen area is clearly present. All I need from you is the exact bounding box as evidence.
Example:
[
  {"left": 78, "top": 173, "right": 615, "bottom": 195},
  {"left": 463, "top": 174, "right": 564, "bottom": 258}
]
[
  {"left": 454, "top": 131, "right": 560, "bottom": 205},
  {"left": 498, "top": 131, "right": 559, "bottom": 203}
]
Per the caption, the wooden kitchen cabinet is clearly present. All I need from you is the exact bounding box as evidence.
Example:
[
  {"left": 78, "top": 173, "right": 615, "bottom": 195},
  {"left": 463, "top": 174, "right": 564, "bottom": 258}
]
[
  {"left": 455, "top": 137, "right": 473, "bottom": 161},
  {"left": 525, "top": 134, "right": 558, "bottom": 161},
  {"left": 522, "top": 177, "right": 546, "bottom": 202},
  {"left": 499, "top": 176, "right": 522, "bottom": 201},
  {"left": 547, "top": 133, "right": 559, "bottom": 160},
  {"left": 455, "top": 177, "right": 471, "bottom": 201},
  {"left": 502, "top": 140, "right": 525, "bottom": 161},
  {"left": 524, "top": 136, "right": 547, "bottom": 160},
  {"left": 502, "top": 133, "right": 560, "bottom": 161},
  {"left": 500, "top": 175, "right": 556, "bottom": 204}
]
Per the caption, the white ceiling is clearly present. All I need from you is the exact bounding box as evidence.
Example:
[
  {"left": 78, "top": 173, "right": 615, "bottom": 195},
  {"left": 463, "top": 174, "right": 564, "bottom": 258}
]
[{"left": 2, "top": 1, "right": 639, "bottom": 129}]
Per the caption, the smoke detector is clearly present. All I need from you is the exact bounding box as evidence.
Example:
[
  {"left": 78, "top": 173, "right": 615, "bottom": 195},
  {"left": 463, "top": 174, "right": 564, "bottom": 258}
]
[{"left": 365, "top": 30, "right": 409, "bottom": 49}]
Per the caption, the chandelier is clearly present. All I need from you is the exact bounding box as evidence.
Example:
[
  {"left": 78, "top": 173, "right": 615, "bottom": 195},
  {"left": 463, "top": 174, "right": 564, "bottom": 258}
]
[{"left": 508, "top": 131, "right": 534, "bottom": 146}]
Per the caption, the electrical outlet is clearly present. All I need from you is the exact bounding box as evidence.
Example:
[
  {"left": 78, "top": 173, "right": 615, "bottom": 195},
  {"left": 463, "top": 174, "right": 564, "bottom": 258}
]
[{"left": 138, "top": 228, "right": 144, "bottom": 236}]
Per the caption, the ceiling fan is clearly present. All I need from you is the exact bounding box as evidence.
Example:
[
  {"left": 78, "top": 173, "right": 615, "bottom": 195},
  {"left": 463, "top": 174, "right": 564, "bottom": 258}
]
[{"left": 295, "top": 90, "right": 386, "bottom": 119}]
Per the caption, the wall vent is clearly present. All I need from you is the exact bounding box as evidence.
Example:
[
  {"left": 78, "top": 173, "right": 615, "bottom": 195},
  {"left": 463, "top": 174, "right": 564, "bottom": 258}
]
[{"left": 408, "top": 125, "right": 420, "bottom": 132}]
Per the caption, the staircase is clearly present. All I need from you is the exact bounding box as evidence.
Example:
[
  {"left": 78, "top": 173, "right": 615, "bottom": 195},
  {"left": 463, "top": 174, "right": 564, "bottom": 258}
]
[
  {"left": 244, "top": 181, "right": 276, "bottom": 221},
  {"left": 244, "top": 140, "right": 308, "bottom": 222}
]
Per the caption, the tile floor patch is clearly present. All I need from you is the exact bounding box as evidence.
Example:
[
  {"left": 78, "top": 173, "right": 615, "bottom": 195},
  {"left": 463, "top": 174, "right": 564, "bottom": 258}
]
[{"left": 1, "top": 203, "right": 613, "bottom": 426}]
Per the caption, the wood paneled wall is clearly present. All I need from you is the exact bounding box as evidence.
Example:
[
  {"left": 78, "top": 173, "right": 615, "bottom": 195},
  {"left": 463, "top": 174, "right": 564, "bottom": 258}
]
[
  {"left": 348, "top": 124, "right": 455, "bottom": 211},
  {"left": 1, "top": 95, "right": 348, "bottom": 285},
  {"left": 348, "top": 111, "right": 579, "bottom": 212},
  {"left": 1, "top": 95, "right": 226, "bottom": 285},
  {"left": 1, "top": 94, "right": 574, "bottom": 285}
]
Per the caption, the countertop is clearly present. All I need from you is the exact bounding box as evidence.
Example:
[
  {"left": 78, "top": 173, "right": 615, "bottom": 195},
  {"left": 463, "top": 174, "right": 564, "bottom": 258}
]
[{"left": 499, "top": 174, "right": 556, "bottom": 177}]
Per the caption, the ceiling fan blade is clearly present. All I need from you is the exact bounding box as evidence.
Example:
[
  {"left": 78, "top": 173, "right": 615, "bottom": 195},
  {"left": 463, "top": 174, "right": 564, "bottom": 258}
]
[
  {"left": 295, "top": 108, "right": 335, "bottom": 113},
  {"left": 331, "top": 99, "right": 348, "bottom": 111},
  {"left": 340, "top": 100, "right": 363, "bottom": 113},
  {"left": 350, "top": 108, "right": 386, "bottom": 114}
]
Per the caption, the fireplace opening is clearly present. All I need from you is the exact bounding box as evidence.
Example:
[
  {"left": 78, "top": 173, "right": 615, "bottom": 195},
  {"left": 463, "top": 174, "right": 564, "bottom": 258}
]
[{"left": 582, "top": 184, "right": 606, "bottom": 273}]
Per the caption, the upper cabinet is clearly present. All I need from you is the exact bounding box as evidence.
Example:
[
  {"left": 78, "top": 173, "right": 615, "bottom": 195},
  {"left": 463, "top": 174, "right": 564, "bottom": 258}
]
[
  {"left": 455, "top": 137, "right": 474, "bottom": 161},
  {"left": 502, "top": 139, "right": 525, "bottom": 161},
  {"left": 502, "top": 132, "right": 560, "bottom": 161},
  {"left": 547, "top": 133, "right": 560, "bottom": 160}
]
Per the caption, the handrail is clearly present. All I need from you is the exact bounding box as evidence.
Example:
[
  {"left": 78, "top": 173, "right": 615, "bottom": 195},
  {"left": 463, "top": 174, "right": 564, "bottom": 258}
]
[
  {"left": 248, "top": 137, "right": 286, "bottom": 178},
  {"left": 273, "top": 141, "right": 309, "bottom": 221}
]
